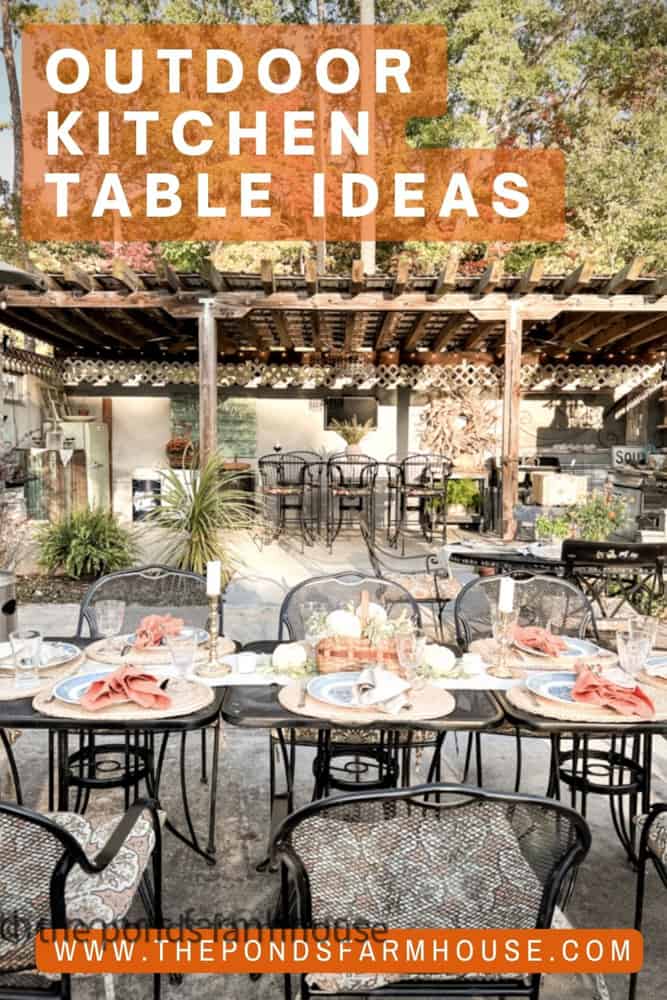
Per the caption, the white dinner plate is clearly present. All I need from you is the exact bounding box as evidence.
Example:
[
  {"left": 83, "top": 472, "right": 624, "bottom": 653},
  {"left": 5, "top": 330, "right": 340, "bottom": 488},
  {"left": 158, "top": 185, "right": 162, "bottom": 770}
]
[
  {"left": 124, "top": 627, "right": 209, "bottom": 647},
  {"left": 0, "top": 641, "right": 81, "bottom": 672},
  {"left": 52, "top": 671, "right": 115, "bottom": 705},
  {"left": 514, "top": 636, "right": 604, "bottom": 660}
]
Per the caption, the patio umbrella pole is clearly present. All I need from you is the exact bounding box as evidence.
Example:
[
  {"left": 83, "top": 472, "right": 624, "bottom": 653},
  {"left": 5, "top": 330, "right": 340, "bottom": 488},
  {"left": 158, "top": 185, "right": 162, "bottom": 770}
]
[
  {"left": 198, "top": 297, "right": 218, "bottom": 466},
  {"left": 501, "top": 300, "right": 523, "bottom": 540}
]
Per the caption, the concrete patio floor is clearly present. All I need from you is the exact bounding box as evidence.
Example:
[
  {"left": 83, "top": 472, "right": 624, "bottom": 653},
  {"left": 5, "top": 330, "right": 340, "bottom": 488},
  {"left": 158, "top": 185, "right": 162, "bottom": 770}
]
[{"left": 9, "top": 532, "right": 667, "bottom": 999}]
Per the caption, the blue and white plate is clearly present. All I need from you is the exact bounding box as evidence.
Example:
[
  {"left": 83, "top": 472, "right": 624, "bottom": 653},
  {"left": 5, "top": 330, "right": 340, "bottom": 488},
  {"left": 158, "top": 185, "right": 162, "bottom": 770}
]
[
  {"left": 0, "top": 641, "right": 81, "bottom": 672},
  {"left": 52, "top": 671, "right": 115, "bottom": 706},
  {"left": 125, "top": 627, "right": 209, "bottom": 647},
  {"left": 514, "top": 636, "right": 604, "bottom": 660},
  {"left": 526, "top": 672, "right": 578, "bottom": 705},
  {"left": 646, "top": 654, "right": 667, "bottom": 673},
  {"left": 307, "top": 672, "right": 362, "bottom": 708}
]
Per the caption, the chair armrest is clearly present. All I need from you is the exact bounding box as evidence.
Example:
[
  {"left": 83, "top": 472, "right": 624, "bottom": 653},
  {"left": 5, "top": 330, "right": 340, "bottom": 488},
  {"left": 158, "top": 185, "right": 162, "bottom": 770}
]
[{"left": 83, "top": 799, "right": 161, "bottom": 874}]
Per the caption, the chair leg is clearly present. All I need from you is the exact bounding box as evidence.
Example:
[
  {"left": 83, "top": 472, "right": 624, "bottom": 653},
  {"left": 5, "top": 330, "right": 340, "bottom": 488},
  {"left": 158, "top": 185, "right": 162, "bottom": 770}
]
[
  {"left": 0, "top": 728, "right": 22, "bottom": 804},
  {"left": 629, "top": 847, "right": 649, "bottom": 1000},
  {"left": 200, "top": 728, "right": 208, "bottom": 785}
]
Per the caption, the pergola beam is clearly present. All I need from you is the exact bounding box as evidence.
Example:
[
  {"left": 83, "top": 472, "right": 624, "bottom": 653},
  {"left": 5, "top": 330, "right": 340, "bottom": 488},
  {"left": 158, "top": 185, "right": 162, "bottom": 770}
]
[
  {"left": 558, "top": 259, "right": 595, "bottom": 296},
  {"left": 603, "top": 256, "right": 646, "bottom": 296},
  {"left": 515, "top": 259, "right": 545, "bottom": 295},
  {"left": 350, "top": 259, "right": 365, "bottom": 296},
  {"left": 432, "top": 315, "right": 469, "bottom": 353},
  {"left": 403, "top": 314, "right": 432, "bottom": 352},
  {"left": 431, "top": 255, "right": 459, "bottom": 298},
  {"left": 63, "top": 264, "right": 101, "bottom": 293},
  {"left": 375, "top": 312, "right": 401, "bottom": 349},
  {"left": 111, "top": 259, "right": 146, "bottom": 293},
  {"left": 474, "top": 260, "right": 504, "bottom": 297},
  {"left": 392, "top": 256, "right": 410, "bottom": 296},
  {"left": 501, "top": 303, "right": 523, "bottom": 540},
  {"left": 199, "top": 258, "right": 227, "bottom": 293}
]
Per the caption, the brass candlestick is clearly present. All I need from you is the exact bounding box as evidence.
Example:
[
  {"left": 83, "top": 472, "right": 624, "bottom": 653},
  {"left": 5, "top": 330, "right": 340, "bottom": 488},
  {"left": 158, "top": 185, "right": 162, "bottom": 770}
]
[{"left": 197, "top": 595, "right": 229, "bottom": 677}]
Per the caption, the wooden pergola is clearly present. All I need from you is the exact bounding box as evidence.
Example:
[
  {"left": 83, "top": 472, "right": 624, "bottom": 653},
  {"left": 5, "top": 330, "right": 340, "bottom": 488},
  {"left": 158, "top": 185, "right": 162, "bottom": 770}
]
[{"left": 1, "top": 254, "right": 666, "bottom": 537}]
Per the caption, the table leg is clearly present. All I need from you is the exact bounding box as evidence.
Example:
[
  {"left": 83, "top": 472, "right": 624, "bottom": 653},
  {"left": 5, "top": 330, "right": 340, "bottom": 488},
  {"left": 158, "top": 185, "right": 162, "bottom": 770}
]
[
  {"left": 57, "top": 730, "right": 69, "bottom": 810},
  {"left": 206, "top": 716, "right": 222, "bottom": 856}
]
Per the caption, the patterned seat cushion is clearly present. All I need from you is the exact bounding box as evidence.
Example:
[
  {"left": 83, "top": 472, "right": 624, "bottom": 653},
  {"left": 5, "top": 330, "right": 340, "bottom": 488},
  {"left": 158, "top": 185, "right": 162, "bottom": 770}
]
[
  {"left": 263, "top": 486, "right": 302, "bottom": 496},
  {"left": 637, "top": 811, "right": 667, "bottom": 863},
  {"left": 331, "top": 487, "right": 372, "bottom": 497},
  {"left": 49, "top": 809, "right": 156, "bottom": 925}
]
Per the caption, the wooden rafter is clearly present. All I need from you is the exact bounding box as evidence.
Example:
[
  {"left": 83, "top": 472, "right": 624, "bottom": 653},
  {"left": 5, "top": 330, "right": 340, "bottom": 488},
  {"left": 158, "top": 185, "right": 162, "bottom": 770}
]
[
  {"left": 431, "top": 315, "right": 469, "bottom": 353},
  {"left": 154, "top": 258, "right": 183, "bottom": 293},
  {"left": 63, "top": 264, "right": 101, "bottom": 294},
  {"left": 344, "top": 313, "right": 365, "bottom": 352},
  {"left": 260, "top": 259, "right": 275, "bottom": 296},
  {"left": 558, "top": 259, "right": 595, "bottom": 296},
  {"left": 272, "top": 311, "right": 292, "bottom": 349},
  {"left": 603, "top": 256, "right": 646, "bottom": 296},
  {"left": 305, "top": 259, "right": 318, "bottom": 297},
  {"left": 350, "top": 259, "right": 365, "bottom": 296},
  {"left": 375, "top": 312, "right": 401, "bottom": 350},
  {"left": 3, "top": 309, "right": 80, "bottom": 351},
  {"left": 392, "top": 256, "right": 410, "bottom": 296},
  {"left": 474, "top": 260, "right": 504, "bottom": 297},
  {"left": 587, "top": 313, "right": 663, "bottom": 351},
  {"left": 515, "top": 259, "right": 545, "bottom": 295},
  {"left": 432, "top": 255, "right": 459, "bottom": 298},
  {"left": 199, "top": 258, "right": 227, "bottom": 293},
  {"left": 403, "top": 314, "right": 432, "bottom": 352},
  {"left": 111, "top": 259, "right": 145, "bottom": 293},
  {"left": 620, "top": 318, "right": 667, "bottom": 353},
  {"left": 464, "top": 321, "right": 499, "bottom": 351}
]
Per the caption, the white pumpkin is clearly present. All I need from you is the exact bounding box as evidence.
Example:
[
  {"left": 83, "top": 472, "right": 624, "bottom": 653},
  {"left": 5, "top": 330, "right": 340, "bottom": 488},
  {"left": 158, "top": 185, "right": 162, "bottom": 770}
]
[
  {"left": 272, "top": 642, "right": 308, "bottom": 671},
  {"left": 325, "top": 609, "right": 362, "bottom": 638},
  {"left": 356, "top": 601, "right": 387, "bottom": 625},
  {"left": 423, "top": 643, "right": 457, "bottom": 676}
]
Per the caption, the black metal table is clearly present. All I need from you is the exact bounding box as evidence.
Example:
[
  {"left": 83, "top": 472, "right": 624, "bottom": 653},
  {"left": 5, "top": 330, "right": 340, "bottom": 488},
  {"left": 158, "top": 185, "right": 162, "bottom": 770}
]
[
  {"left": 495, "top": 690, "right": 667, "bottom": 864},
  {"left": 0, "top": 636, "right": 225, "bottom": 864},
  {"left": 449, "top": 545, "right": 566, "bottom": 575},
  {"left": 222, "top": 680, "right": 504, "bottom": 862}
]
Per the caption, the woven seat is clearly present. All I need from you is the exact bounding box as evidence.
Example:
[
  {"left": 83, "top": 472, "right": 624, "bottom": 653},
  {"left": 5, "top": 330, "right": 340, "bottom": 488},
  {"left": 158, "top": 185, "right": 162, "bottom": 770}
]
[
  {"left": 272, "top": 785, "right": 590, "bottom": 998},
  {"left": 0, "top": 799, "right": 162, "bottom": 997}
]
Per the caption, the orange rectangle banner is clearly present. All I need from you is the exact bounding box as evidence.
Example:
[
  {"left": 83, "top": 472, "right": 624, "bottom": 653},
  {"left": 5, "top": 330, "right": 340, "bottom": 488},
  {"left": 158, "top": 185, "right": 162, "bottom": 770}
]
[{"left": 35, "top": 928, "right": 642, "bottom": 976}]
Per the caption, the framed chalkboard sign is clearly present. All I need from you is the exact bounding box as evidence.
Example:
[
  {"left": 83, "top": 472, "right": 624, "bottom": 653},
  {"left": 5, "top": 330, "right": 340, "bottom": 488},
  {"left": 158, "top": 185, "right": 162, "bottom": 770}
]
[{"left": 170, "top": 396, "right": 257, "bottom": 459}]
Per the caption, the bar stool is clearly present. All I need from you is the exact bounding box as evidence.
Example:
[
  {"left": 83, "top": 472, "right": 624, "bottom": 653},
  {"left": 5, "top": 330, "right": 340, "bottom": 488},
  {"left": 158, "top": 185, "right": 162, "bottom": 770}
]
[
  {"left": 258, "top": 452, "right": 317, "bottom": 546},
  {"left": 390, "top": 453, "right": 453, "bottom": 551},
  {"left": 326, "top": 453, "right": 378, "bottom": 549}
]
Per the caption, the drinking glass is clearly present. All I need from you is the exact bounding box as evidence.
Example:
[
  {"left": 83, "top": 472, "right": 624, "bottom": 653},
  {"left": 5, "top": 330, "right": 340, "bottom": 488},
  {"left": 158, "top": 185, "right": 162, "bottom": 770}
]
[
  {"left": 490, "top": 606, "right": 519, "bottom": 678},
  {"left": 301, "top": 601, "right": 328, "bottom": 668},
  {"left": 617, "top": 628, "right": 651, "bottom": 679},
  {"left": 95, "top": 600, "right": 126, "bottom": 639},
  {"left": 396, "top": 630, "right": 427, "bottom": 689},
  {"left": 10, "top": 629, "right": 42, "bottom": 690},
  {"left": 164, "top": 627, "right": 198, "bottom": 688}
]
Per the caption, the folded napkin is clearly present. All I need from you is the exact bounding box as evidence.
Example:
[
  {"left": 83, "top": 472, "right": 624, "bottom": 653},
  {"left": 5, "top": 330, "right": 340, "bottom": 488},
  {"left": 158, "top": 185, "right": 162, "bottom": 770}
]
[
  {"left": 81, "top": 665, "right": 172, "bottom": 711},
  {"left": 354, "top": 668, "right": 410, "bottom": 709},
  {"left": 514, "top": 625, "right": 568, "bottom": 658},
  {"left": 572, "top": 666, "right": 655, "bottom": 719},
  {"left": 133, "top": 614, "right": 184, "bottom": 649}
]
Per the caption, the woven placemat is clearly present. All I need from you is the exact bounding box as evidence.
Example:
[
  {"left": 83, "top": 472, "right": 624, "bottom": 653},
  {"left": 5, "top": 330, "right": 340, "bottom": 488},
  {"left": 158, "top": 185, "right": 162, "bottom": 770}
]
[
  {"left": 86, "top": 636, "right": 236, "bottom": 667},
  {"left": 279, "top": 681, "right": 455, "bottom": 725},
  {"left": 0, "top": 655, "right": 85, "bottom": 702},
  {"left": 507, "top": 683, "right": 667, "bottom": 724},
  {"left": 637, "top": 670, "right": 667, "bottom": 690},
  {"left": 33, "top": 677, "right": 214, "bottom": 722},
  {"left": 471, "top": 638, "right": 616, "bottom": 672}
]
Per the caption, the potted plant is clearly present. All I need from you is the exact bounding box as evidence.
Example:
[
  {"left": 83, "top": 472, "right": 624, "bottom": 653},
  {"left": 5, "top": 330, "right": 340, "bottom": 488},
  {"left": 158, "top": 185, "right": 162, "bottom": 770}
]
[
  {"left": 570, "top": 490, "right": 626, "bottom": 542},
  {"left": 329, "top": 415, "right": 374, "bottom": 455},
  {"left": 165, "top": 424, "right": 195, "bottom": 469},
  {"left": 446, "top": 478, "right": 480, "bottom": 517},
  {"left": 37, "top": 508, "right": 138, "bottom": 581},
  {"left": 147, "top": 451, "right": 256, "bottom": 580}
]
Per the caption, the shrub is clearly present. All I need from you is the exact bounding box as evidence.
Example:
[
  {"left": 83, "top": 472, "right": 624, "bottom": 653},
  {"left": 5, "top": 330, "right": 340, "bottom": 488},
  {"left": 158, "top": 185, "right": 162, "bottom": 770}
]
[{"left": 37, "top": 508, "right": 137, "bottom": 580}]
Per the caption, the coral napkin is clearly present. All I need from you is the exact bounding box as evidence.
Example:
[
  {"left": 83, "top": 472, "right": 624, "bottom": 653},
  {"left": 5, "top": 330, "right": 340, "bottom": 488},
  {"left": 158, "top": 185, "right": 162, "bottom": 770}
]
[
  {"left": 133, "top": 614, "right": 184, "bottom": 649},
  {"left": 513, "top": 625, "right": 568, "bottom": 657},
  {"left": 572, "top": 666, "right": 655, "bottom": 719},
  {"left": 81, "top": 665, "right": 172, "bottom": 711}
]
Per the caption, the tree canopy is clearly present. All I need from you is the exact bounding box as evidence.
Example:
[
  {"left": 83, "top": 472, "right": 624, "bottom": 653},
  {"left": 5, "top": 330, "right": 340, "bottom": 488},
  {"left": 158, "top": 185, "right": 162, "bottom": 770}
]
[{"left": 0, "top": 0, "right": 665, "bottom": 274}]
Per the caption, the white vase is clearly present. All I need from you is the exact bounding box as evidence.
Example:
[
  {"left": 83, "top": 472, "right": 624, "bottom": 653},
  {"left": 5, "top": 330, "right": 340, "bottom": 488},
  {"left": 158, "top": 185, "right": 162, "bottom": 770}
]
[{"left": 345, "top": 443, "right": 363, "bottom": 456}]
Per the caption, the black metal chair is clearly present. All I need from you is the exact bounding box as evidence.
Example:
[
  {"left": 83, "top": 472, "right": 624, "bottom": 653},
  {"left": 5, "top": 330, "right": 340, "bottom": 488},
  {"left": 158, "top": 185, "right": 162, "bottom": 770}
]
[
  {"left": 630, "top": 803, "right": 667, "bottom": 1000},
  {"left": 259, "top": 453, "right": 321, "bottom": 547},
  {"left": 326, "top": 454, "right": 378, "bottom": 549},
  {"left": 0, "top": 798, "right": 162, "bottom": 999},
  {"left": 561, "top": 539, "right": 667, "bottom": 619},
  {"left": 454, "top": 573, "right": 597, "bottom": 650},
  {"left": 271, "top": 783, "right": 590, "bottom": 1000},
  {"left": 388, "top": 453, "right": 453, "bottom": 551},
  {"left": 76, "top": 563, "right": 224, "bottom": 637},
  {"left": 453, "top": 573, "right": 598, "bottom": 795},
  {"left": 73, "top": 565, "right": 224, "bottom": 863},
  {"left": 360, "top": 515, "right": 460, "bottom": 642}
]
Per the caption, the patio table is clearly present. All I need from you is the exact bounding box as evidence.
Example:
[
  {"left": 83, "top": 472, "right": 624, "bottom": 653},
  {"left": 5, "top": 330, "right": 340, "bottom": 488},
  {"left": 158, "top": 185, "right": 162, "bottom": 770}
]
[
  {"left": 495, "top": 688, "right": 667, "bottom": 863},
  {"left": 0, "top": 636, "right": 225, "bottom": 864},
  {"left": 222, "top": 654, "right": 504, "bottom": 859},
  {"left": 448, "top": 543, "right": 566, "bottom": 575}
]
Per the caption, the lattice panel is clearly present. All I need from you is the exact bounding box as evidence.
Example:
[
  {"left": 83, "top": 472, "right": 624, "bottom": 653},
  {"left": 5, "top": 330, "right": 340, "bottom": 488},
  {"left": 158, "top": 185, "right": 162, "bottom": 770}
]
[{"left": 50, "top": 357, "right": 664, "bottom": 393}]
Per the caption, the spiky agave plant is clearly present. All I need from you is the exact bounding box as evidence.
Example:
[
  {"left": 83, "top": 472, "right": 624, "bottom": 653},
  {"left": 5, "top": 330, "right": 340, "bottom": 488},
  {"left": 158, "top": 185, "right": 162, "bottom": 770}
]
[{"left": 147, "top": 452, "right": 256, "bottom": 580}]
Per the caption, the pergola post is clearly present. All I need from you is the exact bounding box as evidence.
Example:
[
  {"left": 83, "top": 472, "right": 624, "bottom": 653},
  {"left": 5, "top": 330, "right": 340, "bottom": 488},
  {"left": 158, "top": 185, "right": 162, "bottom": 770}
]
[
  {"left": 198, "top": 298, "right": 218, "bottom": 467},
  {"left": 396, "top": 385, "right": 410, "bottom": 460},
  {"left": 501, "top": 301, "right": 523, "bottom": 540}
]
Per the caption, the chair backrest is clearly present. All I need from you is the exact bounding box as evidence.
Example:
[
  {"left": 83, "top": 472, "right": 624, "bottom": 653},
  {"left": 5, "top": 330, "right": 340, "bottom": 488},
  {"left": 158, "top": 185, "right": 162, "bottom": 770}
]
[
  {"left": 0, "top": 803, "right": 90, "bottom": 974},
  {"left": 360, "top": 515, "right": 441, "bottom": 578},
  {"left": 327, "top": 454, "right": 379, "bottom": 489},
  {"left": 272, "top": 784, "right": 590, "bottom": 931},
  {"left": 278, "top": 571, "right": 421, "bottom": 640},
  {"left": 258, "top": 453, "right": 307, "bottom": 489},
  {"left": 454, "top": 573, "right": 596, "bottom": 649},
  {"left": 77, "top": 564, "right": 217, "bottom": 638},
  {"left": 401, "top": 453, "right": 453, "bottom": 487}
]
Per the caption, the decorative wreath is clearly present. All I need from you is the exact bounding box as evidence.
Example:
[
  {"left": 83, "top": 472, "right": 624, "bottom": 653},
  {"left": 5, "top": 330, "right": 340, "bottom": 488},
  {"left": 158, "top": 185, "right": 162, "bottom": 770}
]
[{"left": 418, "top": 392, "right": 499, "bottom": 464}]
